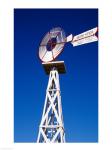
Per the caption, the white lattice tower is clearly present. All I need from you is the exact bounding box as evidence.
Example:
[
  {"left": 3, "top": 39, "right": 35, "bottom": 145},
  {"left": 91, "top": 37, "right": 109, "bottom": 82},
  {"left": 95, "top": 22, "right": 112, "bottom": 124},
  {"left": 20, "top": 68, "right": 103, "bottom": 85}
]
[{"left": 37, "top": 62, "right": 65, "bottom": 143}]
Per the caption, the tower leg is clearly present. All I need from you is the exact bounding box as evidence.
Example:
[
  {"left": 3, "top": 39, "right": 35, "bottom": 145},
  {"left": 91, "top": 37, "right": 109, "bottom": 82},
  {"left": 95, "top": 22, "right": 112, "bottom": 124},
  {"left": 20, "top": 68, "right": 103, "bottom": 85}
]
[{"left": 37, "top": 69, "right": 65, "bottom": 143}]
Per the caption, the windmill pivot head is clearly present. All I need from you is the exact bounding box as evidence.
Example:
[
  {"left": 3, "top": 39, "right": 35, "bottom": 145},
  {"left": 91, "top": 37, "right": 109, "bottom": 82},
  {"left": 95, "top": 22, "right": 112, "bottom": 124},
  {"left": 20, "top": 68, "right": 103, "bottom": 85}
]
[{"left": 42, "top": 61, "right": 66, "bottom": 75}]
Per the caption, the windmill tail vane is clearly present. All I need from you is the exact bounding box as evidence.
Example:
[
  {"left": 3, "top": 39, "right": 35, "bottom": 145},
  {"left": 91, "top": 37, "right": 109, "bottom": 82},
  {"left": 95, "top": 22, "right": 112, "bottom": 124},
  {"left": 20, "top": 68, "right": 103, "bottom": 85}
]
[{"left": 66, "top": 27, "right": 98, "bottom": 47}]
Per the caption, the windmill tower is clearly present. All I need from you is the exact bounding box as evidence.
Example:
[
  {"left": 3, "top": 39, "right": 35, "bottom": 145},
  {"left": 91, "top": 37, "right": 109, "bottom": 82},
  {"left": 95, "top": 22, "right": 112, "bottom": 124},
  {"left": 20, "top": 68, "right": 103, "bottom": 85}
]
[
  {"left": 37, "top": 27, "right": 98, "bottom": 143},
  {"left": 37, "top": 28, "right": 66, "bottom": 143}
]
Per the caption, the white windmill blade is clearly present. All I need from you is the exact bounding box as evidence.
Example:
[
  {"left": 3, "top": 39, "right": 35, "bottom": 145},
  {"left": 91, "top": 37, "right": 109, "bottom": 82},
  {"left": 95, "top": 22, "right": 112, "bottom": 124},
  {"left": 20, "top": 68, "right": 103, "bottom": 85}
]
[{"left": 66, "top": 27, "right": 98, "bottom": 47}]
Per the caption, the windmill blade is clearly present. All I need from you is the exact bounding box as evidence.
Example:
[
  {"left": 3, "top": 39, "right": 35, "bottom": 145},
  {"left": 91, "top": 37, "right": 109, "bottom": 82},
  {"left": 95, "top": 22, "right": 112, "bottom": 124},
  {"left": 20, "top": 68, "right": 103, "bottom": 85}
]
[{"left": 70, "top": 27, "right": 98, "bottom": 47}]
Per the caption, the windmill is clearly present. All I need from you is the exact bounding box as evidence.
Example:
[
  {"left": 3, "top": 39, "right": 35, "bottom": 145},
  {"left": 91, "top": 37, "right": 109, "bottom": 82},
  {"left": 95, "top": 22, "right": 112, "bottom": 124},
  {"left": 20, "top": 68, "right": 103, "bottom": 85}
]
[{"left": 37, "top": 27, "right": 98, "bottom": 143}]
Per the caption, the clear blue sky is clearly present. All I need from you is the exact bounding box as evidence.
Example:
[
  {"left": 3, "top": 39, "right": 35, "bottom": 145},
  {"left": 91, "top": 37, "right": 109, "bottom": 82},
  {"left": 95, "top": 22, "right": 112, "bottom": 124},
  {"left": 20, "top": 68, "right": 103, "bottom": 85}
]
[{"left": 14, "top": 9, "right": 98, "bottom": 143}]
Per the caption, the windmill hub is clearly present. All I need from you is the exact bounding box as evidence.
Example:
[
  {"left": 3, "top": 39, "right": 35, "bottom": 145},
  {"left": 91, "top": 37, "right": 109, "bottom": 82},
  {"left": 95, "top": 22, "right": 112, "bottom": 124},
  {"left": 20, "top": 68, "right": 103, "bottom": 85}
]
[{"left": 46, "top": 38, "right": 57, "bottom": 51}]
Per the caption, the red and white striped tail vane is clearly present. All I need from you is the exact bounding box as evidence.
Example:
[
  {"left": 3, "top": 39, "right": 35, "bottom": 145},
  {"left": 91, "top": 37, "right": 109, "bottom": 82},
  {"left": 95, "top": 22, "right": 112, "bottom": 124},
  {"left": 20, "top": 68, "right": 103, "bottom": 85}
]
[{"left": 39, "top": 27, "right": 98, "bottom": 62}]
